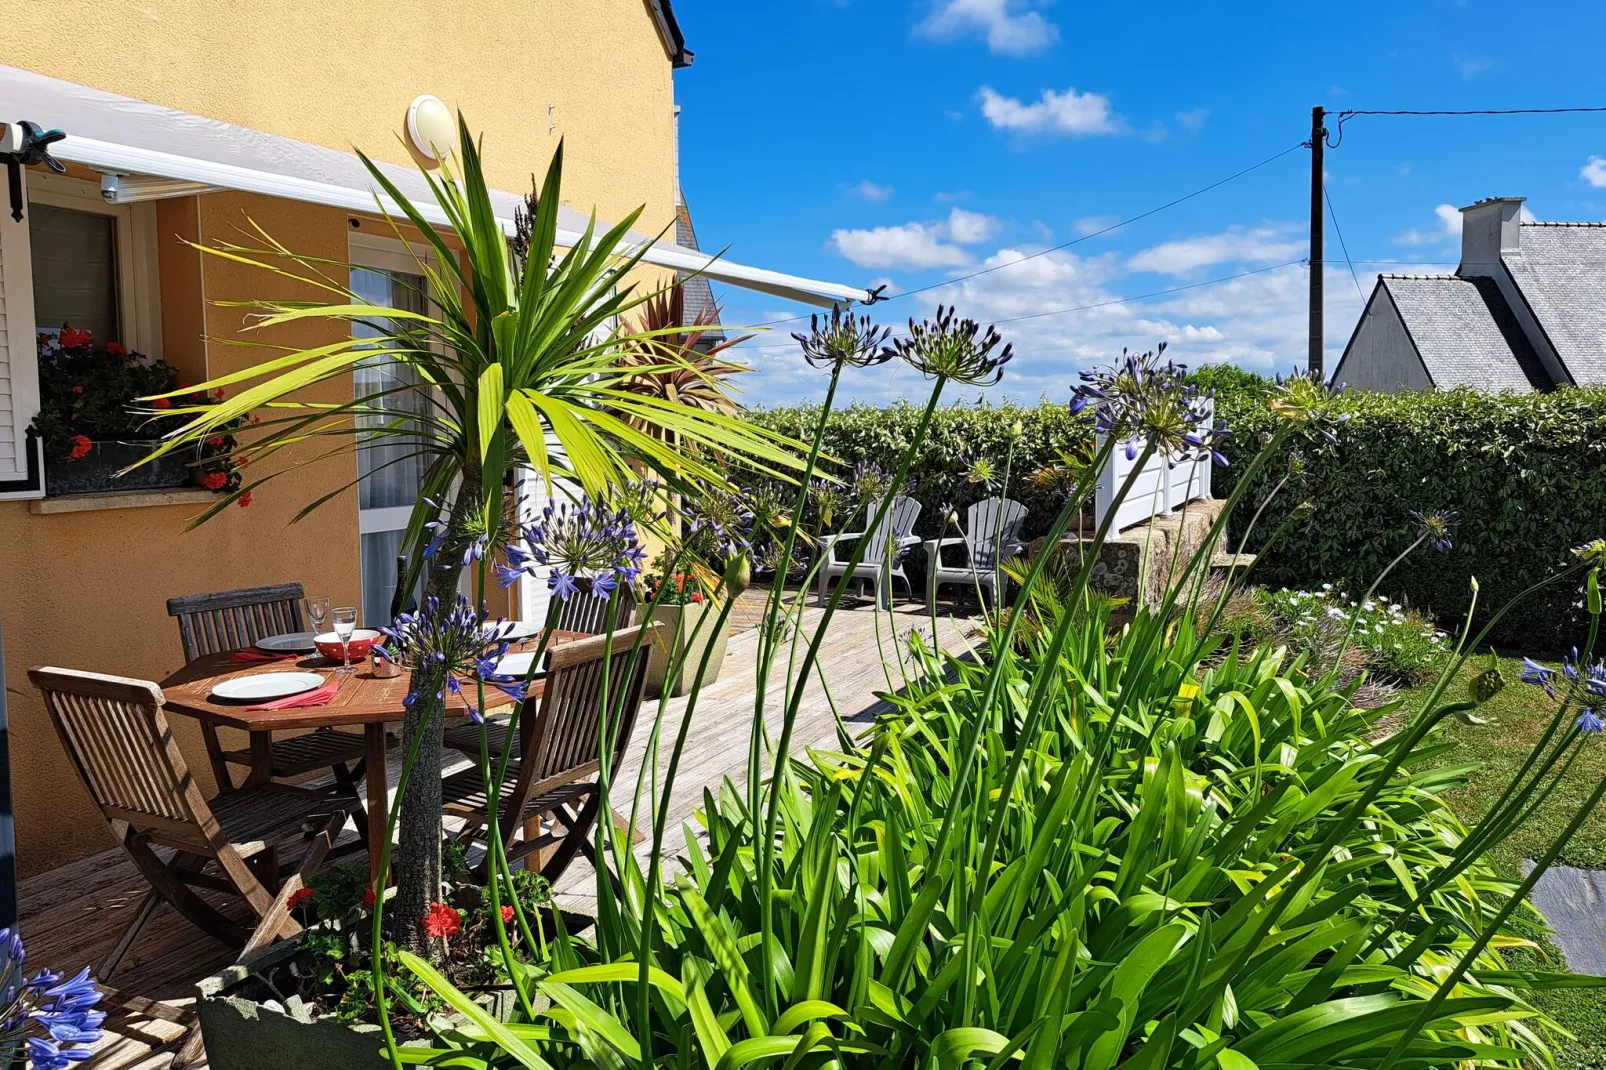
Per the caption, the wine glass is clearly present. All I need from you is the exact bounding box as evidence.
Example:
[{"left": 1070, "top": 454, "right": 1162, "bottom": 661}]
[
  {"left": 306, "top": 596, "right": 330, "bottom": 639},
  {"left": 332, "top": 606, "right": 358, "bottom": 674}
]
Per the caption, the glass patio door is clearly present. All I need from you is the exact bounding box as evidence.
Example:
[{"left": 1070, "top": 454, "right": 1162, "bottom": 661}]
[{"left": 350, "top": 253, "right": 431, "bottom": 628}]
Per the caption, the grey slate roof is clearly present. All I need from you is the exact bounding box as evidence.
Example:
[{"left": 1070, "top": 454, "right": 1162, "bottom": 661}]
[
  {"left": 1383, "top": 274, "right": 1552, "bottom": 391},
  {"left": 674, "top": 200, "right": 724, "bottom": 342},
  {"left": 1500, "top": 223, "right": 1606, "bottom": 386}
]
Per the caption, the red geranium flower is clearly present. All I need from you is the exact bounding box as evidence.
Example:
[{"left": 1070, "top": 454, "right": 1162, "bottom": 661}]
[
  {"left": 500, "top": 904, "right": 516, "bottom": 924},
  {"left": 214, "top": 388, "right": 226, "bottom": 400},
  {"left": 105, "top": 342, "right": 126, "bottom": 356},
  {"left": 153, "top": 397, "right": 171, "bottom": 409},
  {"left": 237, "top": 491, "right": 253, "bottom": 508},
  {"left": 69, "top": 435, "right": 92, "bottom": 461},
  {"left": 58, "top": 327, "right": 92, "bottom": 349},
  {"left": 205, "top": 436, "right": 224, "bottom": 447},
  {"left": 72, "top": 385, "right": 82, "bottom": 395},
  {"left": 287, "top": 887, "right": 315, "bottom": 910},
  {"left": 202, "top": 472, "right": 227, "bottom": 491},
  {"left": 690, "top": 592, "right": 704, "bottom": 603},
  {"left": 423, "top": 902, "right": 461, "bottom": 940},
  {"left": 362, "top": 887, "right": 376, "bottom": 909}
]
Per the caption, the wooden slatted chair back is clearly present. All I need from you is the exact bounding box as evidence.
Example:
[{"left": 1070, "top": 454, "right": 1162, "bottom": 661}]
[
  {"left": 554, "top": 580, "right": 637, "bottom": 635},
  {"left": 965, "top": 497, "right": 1028, "bottom": 570},
  {"left": 28, "top": 667, "right": 216, "bottom": 850},
  {"left": 518, "top": 623, "right": 654, "bottom": 794},
  {"left": 167, "top": 583, "right": 307, "bottom": 661}
]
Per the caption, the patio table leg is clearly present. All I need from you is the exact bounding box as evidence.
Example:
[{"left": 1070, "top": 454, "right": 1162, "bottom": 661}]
[
  {"left": 365, "top": 724, "right": 389, "bottom": 885},
  {"left": 247, "top": 732, "right": 273, "bottom": 784}
]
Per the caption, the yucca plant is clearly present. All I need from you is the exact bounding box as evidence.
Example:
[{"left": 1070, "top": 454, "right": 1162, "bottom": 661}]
[{"left": 135, "top": 116, "right": 810, "bottom": 955}]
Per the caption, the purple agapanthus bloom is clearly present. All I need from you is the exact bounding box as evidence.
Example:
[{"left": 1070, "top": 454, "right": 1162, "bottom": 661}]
[
  {"left": 1521, "top": 657, "right": 1558, "bottom": 698},
  {"left": 1578, "top": 708, "right": 1606, "bottom": 735},
  {"left": 1071, "top": 343, "right": 1224, "bottom": 467},
  {"left": 500, "top": 489, "right": 644, "bottom": 602},
  {"left": 890, "top": 305, "right": 1012, "bottom": 386},
  {"left": 376, "top": 595, "right": 524, "bottom": 724},
  {"left": 1409, "top": 509, "right": 1458, "bottom": 553},
  {"left": 0, "top": 931, "right": 102, "bottom": 1070}
]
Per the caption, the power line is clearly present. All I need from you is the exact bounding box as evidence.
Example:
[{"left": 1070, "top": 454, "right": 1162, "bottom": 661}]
[
  {"left": 1329, "top": 105, "right": 1606, "bottom": 147},
  {"left": 1322, "top": 186, "right": 1368, "bottom": 304},
  {"left": 740, "top": 259, "right": 1308, "bottom": 350},
  {"left": 750, "top": 140, "right": 1308, "bottom": 328}
]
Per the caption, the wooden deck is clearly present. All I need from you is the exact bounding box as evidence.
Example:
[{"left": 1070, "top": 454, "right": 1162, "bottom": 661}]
[{"left": 19, "top": 597, "right": 979, "bottom": 1068}]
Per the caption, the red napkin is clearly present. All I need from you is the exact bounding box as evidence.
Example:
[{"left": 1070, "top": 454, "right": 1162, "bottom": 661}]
[
  {"left": 249, "top": 678, "right": 341, "bottom": 711},
  {"left": 232, "top": 648, "right": 295, "bottom": 664}
]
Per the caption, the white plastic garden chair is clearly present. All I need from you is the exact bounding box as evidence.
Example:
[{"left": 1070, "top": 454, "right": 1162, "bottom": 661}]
[
  {"left": 817, "top": 495, "right": 922, "bottom": 610},
  {"left": 923, "top": 497, "right": 1029, "bottom": 611}
]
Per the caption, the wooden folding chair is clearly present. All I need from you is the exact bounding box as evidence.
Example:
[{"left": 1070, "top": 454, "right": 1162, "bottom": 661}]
[
  {"left": 31, "top": 666, "right": 347, "bottom": 1067},
  {"left": 441, "top": 623, "right": 655, "bottom": 882},
  {"left": 167, "top": 584, "right": 369, "bottom": 796}
]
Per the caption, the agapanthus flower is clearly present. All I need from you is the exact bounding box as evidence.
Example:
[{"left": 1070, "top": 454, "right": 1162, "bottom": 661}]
[
  {"left": 1410, "top": 509, "right": 1458, "bottom": 553},
  {"left": 1520, "top": 657, "right": 1558, "bottom": 698},
  {"left": 1578, "top": 708, "right": 1605, "bottom": 735},
  {"left": 890, "top": 305, "right": 1013, "bottom": 386},
  {"left": 1070, "top": 344, "right": 1223, "bottom": 466},
  {"left": 851, "top": 460, "right": 892, "bottom": 504},
  {"left": 0, "top": 930, "right": 102, "bottom": 1070},
  {"left": 507, "top": 492, "right": 645, "bottom": 601},
  {"left": 1571, "top": 539, "right": 1606, "bottom": 565},
  {"left": 792, "top": 304, "right": 894, "bottom": 369},
  {"left": 1268, "top": 370, "right": 1350, "bottom": 444},
  {"left": 376, "top": 594, "right": 527, "bottom": 723}
]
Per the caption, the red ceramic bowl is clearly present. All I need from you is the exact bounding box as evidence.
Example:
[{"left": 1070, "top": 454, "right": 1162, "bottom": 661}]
[{"left": 314, "top": 629, "right": 381, "bottom": 662}]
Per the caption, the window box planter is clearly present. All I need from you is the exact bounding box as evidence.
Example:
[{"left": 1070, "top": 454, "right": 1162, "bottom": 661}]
[
  {"left": 644, "top": 599, "right": 730, "bottom": 698},
  {"left": 44, "top": 438, "right": 192, "bottom": 496}
]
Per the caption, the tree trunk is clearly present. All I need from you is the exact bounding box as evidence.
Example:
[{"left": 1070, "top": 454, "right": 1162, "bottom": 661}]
[{"left": 392, "top": 464, "right": 482, "bottom": 957}]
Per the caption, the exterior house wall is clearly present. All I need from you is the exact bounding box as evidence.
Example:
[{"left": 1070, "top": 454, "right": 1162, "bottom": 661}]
[
  {"left": 0, "top": 2, "right": 677, "bottom": 873},
  {"left": 1334, "top": 289, "right": 1432, "bottom": 393}
]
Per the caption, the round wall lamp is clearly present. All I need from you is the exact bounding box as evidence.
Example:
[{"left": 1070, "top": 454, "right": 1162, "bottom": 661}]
[{"left": 405, "top": 95, "right": 455, "bottom": 167}]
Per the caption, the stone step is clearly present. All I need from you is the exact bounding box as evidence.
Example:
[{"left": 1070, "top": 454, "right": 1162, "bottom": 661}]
[{"left": 1209, "top": 552, "right": 1257, "bottom": 571}]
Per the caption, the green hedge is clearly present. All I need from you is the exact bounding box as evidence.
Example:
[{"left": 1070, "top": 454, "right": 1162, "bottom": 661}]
[
  {"left": 1211, "top": 382, "right": 1606, "bottom": 653},
  {"left": 746, "top": 401, "right": 1093, "bottom": 539},
  {"left": 756, "top": 372, "right": 1606, "bottom": 651}
]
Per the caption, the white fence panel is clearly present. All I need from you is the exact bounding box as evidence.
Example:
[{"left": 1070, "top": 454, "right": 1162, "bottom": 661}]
[{"left": 1094, "top": 398, "right": 1213, "bottom": 533}]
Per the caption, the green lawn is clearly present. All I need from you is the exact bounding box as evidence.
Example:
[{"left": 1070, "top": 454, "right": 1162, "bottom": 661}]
[{"left": 1404, "top": 656, "right": 1606, "bottom": 1068}]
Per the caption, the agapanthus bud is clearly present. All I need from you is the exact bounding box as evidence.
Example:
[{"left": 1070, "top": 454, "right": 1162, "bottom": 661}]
[
  {"left": 1470, "top": 667, "right": 1506, "bottom": 705},
  {"left": 723, "top": 551, "right": 751, "bottom": 598}
]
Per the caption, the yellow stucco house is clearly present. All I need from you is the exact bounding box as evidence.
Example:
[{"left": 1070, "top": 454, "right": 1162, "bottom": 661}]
[{"left": 0, "top": 1, "right": 865, "bottom": 887}]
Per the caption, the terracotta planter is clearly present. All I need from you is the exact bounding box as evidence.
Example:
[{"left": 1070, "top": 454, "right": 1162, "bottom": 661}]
[
  {"left": 45, "top": 438, "right": 191, "bottom": 495},
  {"left": 645, "top": 599, "right": 730, "bottom": 698}
]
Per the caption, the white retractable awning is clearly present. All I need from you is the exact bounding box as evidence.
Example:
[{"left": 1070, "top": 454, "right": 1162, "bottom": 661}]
[{"left": 0, "top": 64, "right": 870, "bottom": 308}]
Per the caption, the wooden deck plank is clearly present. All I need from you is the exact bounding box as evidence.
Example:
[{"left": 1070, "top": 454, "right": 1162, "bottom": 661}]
[{"left": 17, "top": 598, "right": 977, "bottom": 1068}]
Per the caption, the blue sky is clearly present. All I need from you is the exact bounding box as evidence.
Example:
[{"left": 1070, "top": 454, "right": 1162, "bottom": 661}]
[{"left": 671, "top": 0, "right": 1606, "bottom": 407}]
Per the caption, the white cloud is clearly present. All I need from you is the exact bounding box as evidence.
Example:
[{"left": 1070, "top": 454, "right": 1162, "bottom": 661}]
[
  {"left": 840, "top": 179, "right": 894, "bottom": 203},
  {"left": 828, "top": 207, "right": 1001, "bottom": 270},
  {"left": 1075, "top": 215, "right": 1120, "bottom": 236},
  {"left": 946, "top": 206, "right": 1000, "bottom": 244},
  {"left": 1127, "top": 225, "right": 1305, "bottom": 275},
  {"left": 977, "top": 86, "right": 1126, "bottom": 137},
  {"left": 1453, "top": 54, "right": 1496, "bottom": 79},
  {"left": 829, "top": 222, "right": 971, "bottom": 271},
  {"left": 1174, "top": 108, "right": 1209, "bottom": 132},
  {"left": 1393, "top": 203, "right": 1462, "bottom": 246},
  {"left": 915, "top": 0, "right": 1058, "bottom": 57},
  {"left": 1582, "top": 156, "right": 1606, "bottom": 188}
]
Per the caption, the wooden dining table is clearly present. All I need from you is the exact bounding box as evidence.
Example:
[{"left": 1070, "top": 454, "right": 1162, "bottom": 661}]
[{"left": 159, "top": 631, "right": 587, "bottom": 882}]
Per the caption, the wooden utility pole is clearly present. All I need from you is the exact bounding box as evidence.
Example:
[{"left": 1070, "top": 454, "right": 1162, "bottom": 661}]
[{"left": 1308, "top": 105, "right": 1325, "bottom": 378}]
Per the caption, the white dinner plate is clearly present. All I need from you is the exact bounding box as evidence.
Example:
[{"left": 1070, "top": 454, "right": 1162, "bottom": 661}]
[
  {"left": 254, "top": 632, "right": 318, "bottom": 654},
  {"left": 491, "top": 653, "right": 538, "bottom": 679},
  {"left": 483, "top": 620, "right": 540, "bottom": 642},
  {"left": 211, "top": 671, "right": 327, "bottom": 702}
]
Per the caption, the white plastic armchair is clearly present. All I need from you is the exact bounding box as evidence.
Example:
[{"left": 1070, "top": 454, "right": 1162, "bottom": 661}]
[
  {"left": 817, "top": 495, "right": 923, "bottom": 610},
  {"left": 924, "top": 497, "right": 1029, "bottom": 611}
]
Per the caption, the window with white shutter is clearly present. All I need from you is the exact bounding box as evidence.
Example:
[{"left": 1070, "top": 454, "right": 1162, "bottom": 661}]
[{"left": 0, "top": 165, "right": 43, "bottom": 500}]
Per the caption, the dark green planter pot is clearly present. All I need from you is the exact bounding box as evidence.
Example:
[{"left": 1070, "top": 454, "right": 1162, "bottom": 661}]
[
  {"left": 45, "top": 439, "right": 191, "bottom": 495},
  {"left": 197, "top": 936, "right": 514, "bottom": 1070}
]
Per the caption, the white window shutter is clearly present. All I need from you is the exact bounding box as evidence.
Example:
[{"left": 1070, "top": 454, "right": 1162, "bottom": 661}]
[{"left": 0, "top": 168, "right": 43, "bottom": 500}]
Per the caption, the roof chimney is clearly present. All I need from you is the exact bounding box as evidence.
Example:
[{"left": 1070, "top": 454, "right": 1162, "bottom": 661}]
[{"left": 1459, "top": 197, "right": 1525, "bottom": 273}]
